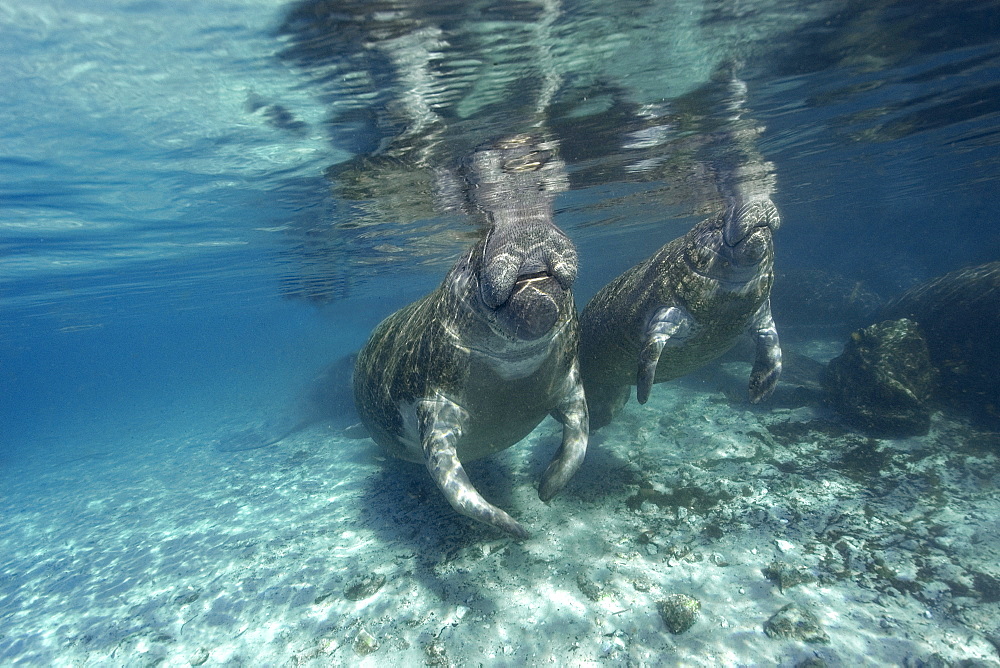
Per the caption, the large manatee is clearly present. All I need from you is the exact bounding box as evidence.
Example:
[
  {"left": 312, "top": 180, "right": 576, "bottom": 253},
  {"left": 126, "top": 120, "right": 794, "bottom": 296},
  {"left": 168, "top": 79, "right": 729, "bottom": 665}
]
[{"left": 353, "top": 135, "right": 588, "bottom": 538}]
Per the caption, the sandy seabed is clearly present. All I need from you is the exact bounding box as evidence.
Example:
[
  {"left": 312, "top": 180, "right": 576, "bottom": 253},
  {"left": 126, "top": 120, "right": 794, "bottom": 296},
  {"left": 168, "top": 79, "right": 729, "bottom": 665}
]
[{"left": 2, "top": 338, "right": 999, "bottom": 667}]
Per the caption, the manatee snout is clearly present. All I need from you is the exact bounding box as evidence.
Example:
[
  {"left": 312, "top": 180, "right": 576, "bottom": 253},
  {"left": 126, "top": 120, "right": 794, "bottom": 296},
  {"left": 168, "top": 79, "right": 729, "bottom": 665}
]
[
  {"left": 724, "top": 225, "right": 773, "bottom": 272},
  {"left": 689, "top": 208, "right": 775, "bottom": 284},
  {"left": 496, "top": 273, "right": 565, "bottom": 340},
  {"left": 722, "top": 199, "right": 780, "bottom": 263}
]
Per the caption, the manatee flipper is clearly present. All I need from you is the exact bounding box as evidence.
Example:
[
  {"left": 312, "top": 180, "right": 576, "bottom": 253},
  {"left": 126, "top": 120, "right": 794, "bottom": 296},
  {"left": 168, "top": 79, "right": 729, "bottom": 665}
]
[
  {"left": 748, "top": 300, "right": 782, "bottom": 403},
  {"left": 417, "top": 395, "right": 530, "bottom": 540},
  {"left": 539, "top": 362, "right": 589, "bottom": 502},
  {"left": 636, "top": 306, "right": 695, "bottom": 404}
]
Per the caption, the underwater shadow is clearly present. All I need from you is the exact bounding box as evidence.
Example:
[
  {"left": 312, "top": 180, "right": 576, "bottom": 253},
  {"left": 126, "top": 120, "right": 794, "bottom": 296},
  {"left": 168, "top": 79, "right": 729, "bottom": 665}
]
[
  {"left": 355, "top": 423, "right": 637, "bottom": 616},
  {"left": 524, "top": 427, "right": 643, "bottom": 507},
  {"left": 357, "top": 443, "right": 528, "bottom": 615}
]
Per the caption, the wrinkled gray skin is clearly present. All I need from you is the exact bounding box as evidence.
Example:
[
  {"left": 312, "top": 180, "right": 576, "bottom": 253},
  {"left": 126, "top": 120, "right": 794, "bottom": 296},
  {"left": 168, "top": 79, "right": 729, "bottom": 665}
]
[
  {"left": 354, "top": 135, "right": 588, "bottom": 539},
  {"left": 580, "top": 193, "right": 782, "bottom": 430}
]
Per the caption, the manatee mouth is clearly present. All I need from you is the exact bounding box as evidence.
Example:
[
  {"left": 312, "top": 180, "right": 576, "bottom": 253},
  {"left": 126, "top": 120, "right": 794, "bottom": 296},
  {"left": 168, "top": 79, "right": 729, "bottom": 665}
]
[
  {"left": 723, "top": 199, "right": 780, "bottom": 245},
  {"left": 688, "top": 226, "right": 773, "bottom": 286},
  {"left": 493, "top": 271, "right": 564, "bottom": 341}
]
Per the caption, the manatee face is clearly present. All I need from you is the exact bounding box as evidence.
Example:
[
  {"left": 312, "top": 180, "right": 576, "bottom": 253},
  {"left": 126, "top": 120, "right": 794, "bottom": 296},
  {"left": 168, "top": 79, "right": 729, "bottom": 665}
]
[
  {"left": 445, "top": 134, "right": 578, "bottom": 345},
  {"left": 685, "top": 198, "right": 780, "bottom": 287},
  {"left": 461, "top": 221, "right": 577, "bottom": 343}
]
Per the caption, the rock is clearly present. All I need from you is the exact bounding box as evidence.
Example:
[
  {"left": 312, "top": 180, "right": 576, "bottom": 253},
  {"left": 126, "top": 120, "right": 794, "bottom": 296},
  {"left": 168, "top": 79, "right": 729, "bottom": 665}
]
[
  {"left": 345, "top": 573, "right": 386, "bottom": 601},
  {"left": 762, "top": 561, "right": 816, "bottom": 593},
  {"left": 796, "top": 659, "right": 828, "bottom": 668},
  {"left": 657, "top": 594, "right": 701, "bottom": 634},
  {"left": 576, "top": 570, "right": 605, "bottom": 602},
  {"left": 425, "top": 639, "right": 449, "bottom": 666},
  {"left": 878, "top": 261, "right": 1000, "bottom": 427},
  {"left": 188, "top": 648, "right": 210, "bottom": 666},
  {"left": 973, "top": 570, "right": 1000, "bottom": 603},
  {"left": 823, "top": 319, "right": 936, "bottom": 437},
  {"left": 174, "top": 590, "right": 200, "bottom": 606},
  {"left": 903, "top": 654, "right": 951, "bottom": 668},
  {"left": 764, "top": 604, "right": 829, "bottom": 644}
]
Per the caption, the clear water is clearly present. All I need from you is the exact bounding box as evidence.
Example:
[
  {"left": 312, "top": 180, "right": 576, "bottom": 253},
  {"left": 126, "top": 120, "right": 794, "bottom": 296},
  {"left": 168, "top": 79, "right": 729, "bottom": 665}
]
[{"left": 2, "top": 0, "right": 999, "bottom": 664}]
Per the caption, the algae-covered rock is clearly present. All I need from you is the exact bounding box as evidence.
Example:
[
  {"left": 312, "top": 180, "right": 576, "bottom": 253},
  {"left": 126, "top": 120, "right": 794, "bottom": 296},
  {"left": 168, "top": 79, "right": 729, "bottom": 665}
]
[
  {"left": 795, "top": 659, "right": 828, "bottom": 668},
  {"left": 657, "top": 594, "right": 701, "bottom": 634},
  {"left": 764, "top": 603, "right": 829, "bottom": 644},
  {"left": 878, "top": 261, "right": 1000, "bottom": 427},
  {"left": 973, "top": 570, "right": 1000, "bottom": 603},
  {"left": 823, "top": 318, "right": 936, "bottom": 437},
  {"left": 425, "top": 639, "right": 449, "bottom": 666},
  {"left": 576, "top": 570, "right": 606, "bottom": 602},
  {"left": 762, "top": 561, "right": 816, "bottom": 592}
]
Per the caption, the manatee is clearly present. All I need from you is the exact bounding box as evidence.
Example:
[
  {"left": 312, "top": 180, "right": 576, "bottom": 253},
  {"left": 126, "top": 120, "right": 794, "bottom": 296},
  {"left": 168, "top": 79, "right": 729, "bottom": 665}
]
[
  {"left": 579, "top": 195, "right": 782, "bottom": 430},
  {"left": 353, "top": 135, "right": 588, "bottom": 538}
]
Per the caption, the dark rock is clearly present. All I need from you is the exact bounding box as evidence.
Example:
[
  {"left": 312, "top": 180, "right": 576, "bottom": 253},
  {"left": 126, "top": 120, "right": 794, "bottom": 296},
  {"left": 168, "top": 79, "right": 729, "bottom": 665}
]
[
  {"left": 835, "top": 439, "right": 892, "bottom": 480},
  {"left": 973, "top": 570, "right": 1000, "bottom": 603},
  {"left": 576, "top": 570, "right": 605, "bottom": 602},
  {"left": 762, "top": 561, "right": 816, "bottom": 592},
  {"left": 796, "top": 659, "right": 828, "bottom": 668},
  {"left": 878, "top": 262, "right": 1000, "bottom": 427},
  {"left": 174, "top": 590, "right": 200, "bottom": 606},
  {"left": 904, "top": 654, "right": 952, "bottom": 668},
  {"left": 626, "top": 484, "right": 734, "bottom": 514},
  {"left": 764, "top": 603, "right": 829, "bottom": 644},
  {"left": 657, "top": 594, "right": 701, "bottom": 634},
  {"left": 344, "top": 573, "right": 386, "bottom": 601},
  {"left": 823, "top": 318, "right": 936, "bottom": 437}
]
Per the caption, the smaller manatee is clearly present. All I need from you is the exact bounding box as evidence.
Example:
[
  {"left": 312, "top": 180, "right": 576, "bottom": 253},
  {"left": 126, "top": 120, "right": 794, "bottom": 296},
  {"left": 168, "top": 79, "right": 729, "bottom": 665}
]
[{"left": 579, "top": 195, "right": 782, "bottom": 430}]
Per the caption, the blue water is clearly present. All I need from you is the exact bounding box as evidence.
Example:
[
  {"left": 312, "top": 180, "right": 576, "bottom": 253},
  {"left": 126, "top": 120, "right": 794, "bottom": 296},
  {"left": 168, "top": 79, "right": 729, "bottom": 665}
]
[{"left": 2, "top": 0, "right": 999, "bottom": 664}]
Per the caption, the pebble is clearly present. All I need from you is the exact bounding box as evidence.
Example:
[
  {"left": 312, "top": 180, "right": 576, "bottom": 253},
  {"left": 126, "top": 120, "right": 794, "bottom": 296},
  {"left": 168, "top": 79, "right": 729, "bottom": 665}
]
[{"left": 353, "top": 629, "right": 378, "bottom": 656}]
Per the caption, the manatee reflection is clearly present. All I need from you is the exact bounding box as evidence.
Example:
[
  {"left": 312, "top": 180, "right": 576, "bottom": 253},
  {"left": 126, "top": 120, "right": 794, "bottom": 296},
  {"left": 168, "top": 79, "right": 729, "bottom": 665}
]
[{"left": 271, "top": 0, "right": 833, "bottom": 304}]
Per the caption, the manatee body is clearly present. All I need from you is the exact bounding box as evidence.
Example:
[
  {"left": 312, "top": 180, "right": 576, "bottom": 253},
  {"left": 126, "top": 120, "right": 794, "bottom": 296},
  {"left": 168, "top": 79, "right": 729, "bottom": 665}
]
[
  {"left": 353, "top": 136, "right": 588, "bottom": 538},
  {"left": 579, "top": 197, "right": 782, "bottom": 430}
]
